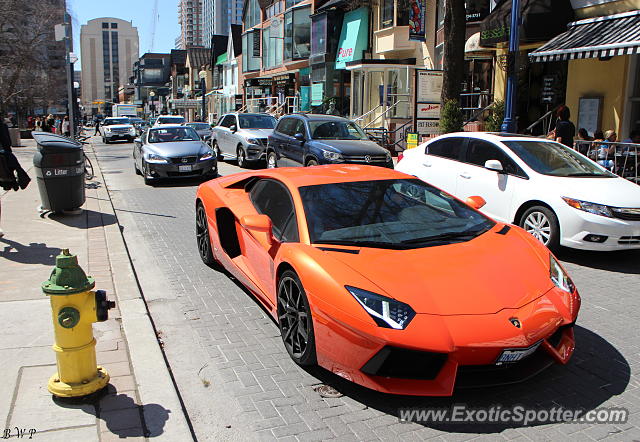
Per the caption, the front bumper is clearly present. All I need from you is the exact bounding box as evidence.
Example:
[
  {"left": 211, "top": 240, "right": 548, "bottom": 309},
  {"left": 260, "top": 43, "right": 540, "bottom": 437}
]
[
  {"left": 246, "top": 143, "right": 267, "bottom": 161},
  {"left": 559, "top": 207, "right": 640, "bottom": 251},
  {"left": 105, "top": 133, "right": 135, "bottom": 142},
  {"left": 147, "top": 158, "right": 217, "bottom": 179},
  {"left": 313, "top": 287, "right": 578, "bottom": 396}
]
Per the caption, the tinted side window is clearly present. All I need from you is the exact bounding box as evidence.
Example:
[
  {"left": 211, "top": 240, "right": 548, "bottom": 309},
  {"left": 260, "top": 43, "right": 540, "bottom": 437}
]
[
  {"left": 426, "top": 138, "right": 465, "bottom": 161},
  {"left": 466, "top": 139, "right": 526, "bottom": 177},
  {"left": 249, "top": 179, "right": 299, "bottom": 242},
  {"left": 275, "top": 118, "right": 296, "bottom": 136},
  {"left": 220, "top": 115, "right": 234, "bottom": 127},
  {"left": 293, "top": 120, "right": 306, "bottom": 136}
]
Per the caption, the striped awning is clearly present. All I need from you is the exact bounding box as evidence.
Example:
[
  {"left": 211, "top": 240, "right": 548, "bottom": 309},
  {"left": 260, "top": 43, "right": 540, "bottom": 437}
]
[{"left": 530, "top": 10, "right": 640, "bottom": 62}]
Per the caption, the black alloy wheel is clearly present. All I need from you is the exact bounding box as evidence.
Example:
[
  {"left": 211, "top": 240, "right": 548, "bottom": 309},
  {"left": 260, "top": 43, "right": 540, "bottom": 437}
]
[
  {"left": 196, "top": 203, "right": 216, "bottom": 265},
  {"left": 143, "top": 161, "right": 154, "bottom": 186},
  {"left": 277, "top": 270, "right": 316, "bottom": 366}
]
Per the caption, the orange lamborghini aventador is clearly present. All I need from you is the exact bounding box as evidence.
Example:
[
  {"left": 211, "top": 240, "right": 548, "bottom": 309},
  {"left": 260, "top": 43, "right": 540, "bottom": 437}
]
[{"left": 195, "top": 165, "right": 580, "bottom": 396}]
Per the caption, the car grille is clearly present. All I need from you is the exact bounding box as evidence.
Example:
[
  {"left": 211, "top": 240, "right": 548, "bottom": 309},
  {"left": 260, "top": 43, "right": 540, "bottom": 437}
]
[
  {"left": 619, "top": 235, "right": 640, "bottom": 245},
  {"left": 168, "top": 156, "right": 198, "bottom": 164},
  {"left": 343, "top": 154, "right": 389, "bottom": 163},
  {"left": 110, "top": 128, "right": 131, "bottom": 133},
  {"left": 611, "top": 207, "right": 640, "bottom": 221},
  {"left": 360, "top": 346, "right": 447, "bottom": 380}
]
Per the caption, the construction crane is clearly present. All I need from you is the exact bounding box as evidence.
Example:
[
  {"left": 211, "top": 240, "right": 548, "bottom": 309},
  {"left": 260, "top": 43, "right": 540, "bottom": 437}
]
[{"left": 148, "top": 0, "right": 159, "bottom": 53}]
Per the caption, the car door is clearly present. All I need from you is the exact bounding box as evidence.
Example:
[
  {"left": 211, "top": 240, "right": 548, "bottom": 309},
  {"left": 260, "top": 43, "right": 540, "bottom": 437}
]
[
  {"left": 241, "top": 179, "right": 299, "bottom": 303},
  {"left": 217, "top": 115, "right": 235, "bottom": 155},
  {"left": 456, "top": 138, "right": 528, "bottom": 222},
  {"left": 272, "top": 118, "right": 297, "bottom": 167},
  {"left": 286, "top": 119, "right": 306, "bottom": 166},
  {"left": 415, "top": 137, "right": 467, "bottom": 194}
]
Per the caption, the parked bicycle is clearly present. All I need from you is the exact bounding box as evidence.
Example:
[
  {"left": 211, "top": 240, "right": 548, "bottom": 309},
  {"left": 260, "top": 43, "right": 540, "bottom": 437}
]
[{"left": 74, "top": 134, "right": 94, "bottom": 180}]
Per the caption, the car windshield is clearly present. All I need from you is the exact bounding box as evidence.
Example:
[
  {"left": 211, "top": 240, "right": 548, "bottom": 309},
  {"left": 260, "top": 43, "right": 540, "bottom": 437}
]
[
  {"left": 299, "top": 179, "right": 494, "bottom": 249},
  {"left": 503, "top": 140, "right": 616, "bottom": 178},
  {"left": 308, "top": 120, "right": 368, "bottom": 140},
  {"left": 148, "top": 127, "right": 199, "bottom": 143},
  {"left": 187, "top": 123, "right": 210, "bottom": 130},
  {"left": 157, "top": 116, "right": 185, "bottom": 124},
  {"left": 238, "top": 115, "right": 276, "bottom": 129},
  {"left": 103, "top": 118, "right": 130, "bottom": 126},
  {"left": 128, "top": 118, "right": 143, "bottom": 124}
]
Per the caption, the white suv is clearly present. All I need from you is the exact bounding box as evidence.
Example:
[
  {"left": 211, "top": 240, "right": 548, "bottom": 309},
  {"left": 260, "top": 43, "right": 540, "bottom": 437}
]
[
  {"left": 396, "top": 132, "right": 640, "bottom": 251},
  {"left": 100, "top": 117, "right": 136, "bottom": 143}
]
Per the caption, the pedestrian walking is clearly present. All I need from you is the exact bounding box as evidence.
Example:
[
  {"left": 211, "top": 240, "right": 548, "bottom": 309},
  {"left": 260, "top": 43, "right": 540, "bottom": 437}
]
[
  {"left": 62, "top": 116, "right": 70, "bottom": 137},
  {"left": 34, "top": 117, "right": 43, "bottom": 131},
  {"left": 54, "top": 116, "right": 62, "bottom": 134},
  {"left": 0, "top": 118, "right": 31, "bottom": 238},
  {"left": 45, "top": 114, "right": 55, "bottom": 133},
  {"left": 94, "top": 119, "right": 101, "bottom": 136},
  {"left": 554, "top": 105, "right": 576, "bottom": 148}
]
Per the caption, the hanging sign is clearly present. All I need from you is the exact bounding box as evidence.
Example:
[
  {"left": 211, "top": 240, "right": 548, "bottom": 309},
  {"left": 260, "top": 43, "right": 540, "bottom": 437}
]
[{"left": 409, "top": 0, "right": 426, "bottom": 42}]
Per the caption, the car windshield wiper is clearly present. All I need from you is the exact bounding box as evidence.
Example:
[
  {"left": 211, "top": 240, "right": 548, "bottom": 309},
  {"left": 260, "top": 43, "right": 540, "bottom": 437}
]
[
  {"left": 566, "top": 172, "right": 610, "bottom": 177},
  {"left": 400, "top": 230, "right": 482, "bottom": 245}
]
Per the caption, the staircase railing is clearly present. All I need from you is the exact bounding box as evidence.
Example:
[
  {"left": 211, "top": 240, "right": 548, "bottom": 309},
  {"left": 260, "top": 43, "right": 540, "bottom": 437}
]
[{"left": 525, "top": 105, "right": 561, "bottom": 136}]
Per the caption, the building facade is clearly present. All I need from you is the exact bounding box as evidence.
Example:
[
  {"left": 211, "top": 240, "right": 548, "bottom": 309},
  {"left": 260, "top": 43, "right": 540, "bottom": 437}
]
[
  {"left": 131, "top": 53, "right": 172, "bottom": 117},
  {"left": 177, "top": 0, "right": 205, "bottom": 49},
  {"left": 203, "top": 0, "right": 244, "bottom": 40},
  {"left": 80, "top": 17, "right": 139, "bottom": 116}
]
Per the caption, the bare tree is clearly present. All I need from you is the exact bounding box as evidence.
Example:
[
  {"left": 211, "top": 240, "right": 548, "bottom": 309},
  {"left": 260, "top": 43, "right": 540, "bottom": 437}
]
[
  {"left": 0, "top": 0, "right": 66, "bottom": 117},
  {"left": 440, "top": 0, "right": 466, "bottom": 105}
]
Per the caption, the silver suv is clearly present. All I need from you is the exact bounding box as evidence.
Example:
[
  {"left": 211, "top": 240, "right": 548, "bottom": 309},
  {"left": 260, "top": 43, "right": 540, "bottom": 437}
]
[{"left": 210, "top": 113, "right": 277, "bottom": 168}]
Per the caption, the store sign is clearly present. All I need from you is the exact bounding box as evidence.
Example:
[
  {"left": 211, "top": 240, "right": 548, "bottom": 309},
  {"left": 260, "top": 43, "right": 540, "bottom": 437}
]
[
  {"left": 311, "top": 83, "right": 324, "bottom": 106},
  {"left": 417, "top": 103, "right": 441, "bottom": 119},
  {"left": 274, "top": 74, "right": 295, "bottom": 86},
  {"left": 335, "top": 7, "right": 370, "bottom": 70},
  {"left": 466, "top": 0, "right": 491, "bottom": 23},
  {"left": 406, "top": 132, "right": 419, "bottom": 150},
  {"left": 409, "top": 0, "right": 426, "bottom": 42},
  {"left": 416, "top": 70, "right": 443, "bottom": 102},
  {"left": 416, "top": 120, "right": 440, "bottom": 135},
  {"left": 245, "top": 78, "right": 273, "bottom": 87},
  {"left": 252, "top": 31, "right": 260, "bottom": 57}
]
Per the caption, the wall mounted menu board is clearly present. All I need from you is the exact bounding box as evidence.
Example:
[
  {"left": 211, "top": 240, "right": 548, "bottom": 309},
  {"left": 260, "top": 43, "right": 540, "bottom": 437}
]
[{"left": 578, "top": 97, "right": 602, "bottom": 137}]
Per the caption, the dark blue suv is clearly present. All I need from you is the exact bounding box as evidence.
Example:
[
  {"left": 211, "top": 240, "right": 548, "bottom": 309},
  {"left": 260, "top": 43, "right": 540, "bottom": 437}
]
[{"left": 266, "top": 114, "right": 393, "bottom": 168}]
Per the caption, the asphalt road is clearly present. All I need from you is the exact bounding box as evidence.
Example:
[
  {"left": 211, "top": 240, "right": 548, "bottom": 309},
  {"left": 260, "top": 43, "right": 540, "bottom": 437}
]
[{"left": 92, "top": 135, "right": 640, "bottom": 441}]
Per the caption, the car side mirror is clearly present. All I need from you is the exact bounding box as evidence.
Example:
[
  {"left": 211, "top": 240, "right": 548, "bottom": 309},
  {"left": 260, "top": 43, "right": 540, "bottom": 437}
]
[
  {"left": 240, "top": 214, "right": 276, "bottom": 246},
  {"left": 465, "top": 195, "right": 486, "bottom": 210},
  {"left": 484, "top": 159, "right": 504, "bottom": 173},
  {"left": 230, "top": 124, "right": 237, "bottom": 133},
  {"left": 294, "top": 132, "right": 305, "bottom": 142}
]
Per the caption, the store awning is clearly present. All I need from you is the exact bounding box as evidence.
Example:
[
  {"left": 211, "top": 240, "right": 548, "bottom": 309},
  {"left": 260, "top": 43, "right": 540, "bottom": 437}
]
[
  {"left": 530, "top": 11, "right": 640, "bottom": 62},
  {"left": 216, "top": 53, "right": 227, "bottom": 65},
  {"left": 480, "top": 0, "right": 574, "bottom": 47}
]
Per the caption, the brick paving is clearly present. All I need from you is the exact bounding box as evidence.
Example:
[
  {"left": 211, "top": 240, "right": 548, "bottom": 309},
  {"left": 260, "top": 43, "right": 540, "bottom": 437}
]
[{"left": 95, "top": 139, "right": 640, "bottom": 441}]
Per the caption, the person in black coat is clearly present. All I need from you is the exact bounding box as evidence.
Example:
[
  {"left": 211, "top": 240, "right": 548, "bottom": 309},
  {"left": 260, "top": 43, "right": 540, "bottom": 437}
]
[{"left": 0, "top": 119, "right": 31, "bottom": 236}]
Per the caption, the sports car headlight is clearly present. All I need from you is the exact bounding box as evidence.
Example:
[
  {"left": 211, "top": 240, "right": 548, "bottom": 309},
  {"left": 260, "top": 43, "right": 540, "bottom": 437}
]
[
  {"left": 146, "top": 153, "right": 168, "bottom": 164},
  {"left": 346, "top": 286, "right": 415, "bottom": 330},
  {"left": 550, "top": 255, "right": 575, "bottom": 293},
  {"left": 322, "top": 150, "right": 343, "bottom": 161},
  {"left": 562, "top": 197, "right": 613, "bottom": 218},
  {"left": 199, "top": 151, "right": 213, "bottom": 161}
]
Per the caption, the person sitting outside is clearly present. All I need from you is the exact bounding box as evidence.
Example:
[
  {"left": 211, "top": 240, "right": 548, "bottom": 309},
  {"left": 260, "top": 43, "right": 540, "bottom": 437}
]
[
  {"left": 597, "top": 130, "right": 617, "bottom": 170},
  {"left": 575, "top": 128, "right": 592, "bottom": 155}
]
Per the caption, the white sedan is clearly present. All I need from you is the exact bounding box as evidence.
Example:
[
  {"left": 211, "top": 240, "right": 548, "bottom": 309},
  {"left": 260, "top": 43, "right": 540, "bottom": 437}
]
[{"left": 396, "top": 132, "right": 640, "bottom": 251}]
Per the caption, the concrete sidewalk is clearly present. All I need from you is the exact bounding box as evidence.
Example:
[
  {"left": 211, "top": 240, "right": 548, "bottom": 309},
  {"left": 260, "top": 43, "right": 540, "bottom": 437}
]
[{"left": 0, "top": 139, "right": 191, "bottom": 441}]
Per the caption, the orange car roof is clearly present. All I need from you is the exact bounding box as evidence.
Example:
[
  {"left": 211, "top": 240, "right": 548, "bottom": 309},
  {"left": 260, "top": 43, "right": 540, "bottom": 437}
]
[{"left": 216, "top": 164, "right": 410, "bottom": 189}]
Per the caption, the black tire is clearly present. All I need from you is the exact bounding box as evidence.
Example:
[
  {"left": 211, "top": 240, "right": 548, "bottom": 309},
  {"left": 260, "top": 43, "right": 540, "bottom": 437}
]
[
  {"left": 237, "top": 146, "right": 247, "bottom": 168},
  {"left": 267, "top": 151, "right": 278, "bottom": 169},
  {"left": 519, "top": 205, "right": 560, "bottom": 251},
  {"left": 277, "top": 270, "right": 316, "bottom": 366},
  {"left": 305, "top": 157, "right": 319, "bottom": 167},
  {"left": 211, "top": 140, "right": 222, "bottom": 160},
  {"left": 142, "top": 160, "right": 154, "bottom": 186},
  {"left": 196, "top": 203, "right": 216, "bottom": 266},
  {"left": 134, "top": 160, "right": 141, "bottom": 175}
]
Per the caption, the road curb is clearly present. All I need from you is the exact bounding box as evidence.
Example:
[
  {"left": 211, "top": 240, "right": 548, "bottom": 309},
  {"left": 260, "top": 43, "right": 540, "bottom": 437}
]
[{"left": 89, "top": 145, "right": 194, "bottom": 440}]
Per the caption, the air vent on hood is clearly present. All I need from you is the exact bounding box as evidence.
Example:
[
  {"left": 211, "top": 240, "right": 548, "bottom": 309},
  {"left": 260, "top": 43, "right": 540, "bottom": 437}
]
[
  {"left": 496, "top": 225, "right": 511, "bottom": 235},
  {"left": 317, "top": 247, "right": 360, "bottom": 254}
]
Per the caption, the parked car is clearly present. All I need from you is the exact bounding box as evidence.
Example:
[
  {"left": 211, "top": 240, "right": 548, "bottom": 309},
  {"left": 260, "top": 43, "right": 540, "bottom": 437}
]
[
  {"left": 210, "top": 113, "right": 277, "bottom": 168},
  {"left": 186, "top": 122, "right": 213, "bottom": 142},
  {"left": 195, "top": 164, "right": 580, "bottom": 395},
  {"left": 133, "top": 125, "right": 216, "bottom": 185},
  {"left": 153, "top": 115, "right": 186, "bottom": 127},
  {"left": 267, "top": 114, "right": 393, "bottom": 169},
  {"left": 99, "top": 117, "right": 136, "bottom": 143},
  {"left": 396, "top": 132, "right": 640, "bottom": 251}
]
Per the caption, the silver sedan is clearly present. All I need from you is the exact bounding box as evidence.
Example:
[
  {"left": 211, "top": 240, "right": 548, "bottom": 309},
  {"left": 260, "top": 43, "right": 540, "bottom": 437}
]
[{"left": 133, "top": 125, "right": 217, "bottom": 185}]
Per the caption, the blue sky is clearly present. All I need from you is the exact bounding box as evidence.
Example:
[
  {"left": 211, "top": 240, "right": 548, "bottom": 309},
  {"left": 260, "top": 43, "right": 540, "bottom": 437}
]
[{"left": 68, "top": 0, "right": 180, "bottom": 64}]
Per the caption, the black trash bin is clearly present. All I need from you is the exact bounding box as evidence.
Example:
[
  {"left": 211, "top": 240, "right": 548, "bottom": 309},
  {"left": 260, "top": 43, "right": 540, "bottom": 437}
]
[{"left": 32, "top": 132, "right": 86, "bottom": 212}]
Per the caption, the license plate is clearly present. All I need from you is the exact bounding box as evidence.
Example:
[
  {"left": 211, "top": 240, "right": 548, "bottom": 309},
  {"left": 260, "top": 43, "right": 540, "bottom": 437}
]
[
  {"left": 496, "top": 341, "right": 541, "bottom": 365},
  {"left": 178, "top": 165, "right": 192, "bottom": 172}
]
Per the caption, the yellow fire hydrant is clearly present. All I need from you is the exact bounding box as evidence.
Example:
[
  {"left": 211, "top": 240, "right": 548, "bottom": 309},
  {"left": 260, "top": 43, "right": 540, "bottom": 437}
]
[{"left": 43, "top": 249, "right": 115, "bottom": 397}]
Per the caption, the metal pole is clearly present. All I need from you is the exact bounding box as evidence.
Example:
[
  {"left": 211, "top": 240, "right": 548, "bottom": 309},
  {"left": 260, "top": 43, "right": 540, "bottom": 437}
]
[
  {"left": 500, "top": 0, "right": 521, "bottom": 133},
  {"left": 201, "top": 77, "right": 206, "bottom": 123},
  {"left": 64, "top": 12, "right": 75, "bottom": 138}
]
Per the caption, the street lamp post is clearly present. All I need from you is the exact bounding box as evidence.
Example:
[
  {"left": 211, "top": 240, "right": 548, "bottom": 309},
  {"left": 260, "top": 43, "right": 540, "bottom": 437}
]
[
  {"left": 500, "top": 0, "right": 521, "bottom": 133},
  {"left": 149, "top": 90, "right": 156, "bottom": 118},
  {"left": 199, "top": 68, "right": 207, "bottom": 123}
]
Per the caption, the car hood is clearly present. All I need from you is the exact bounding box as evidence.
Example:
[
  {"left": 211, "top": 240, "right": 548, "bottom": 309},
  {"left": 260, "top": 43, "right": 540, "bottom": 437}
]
[
  {"left": 238, "top": 128, "right": 273, "bottom": 138},
  {"left": 104, "top": 124, "right": 133, "bottom": 129},
  {"left": 543, "top": 175, "right": 640, "bottom": 208},
  {"left": 320, "top": 227, "right": 554, "bottom": 315},
  {"left": 146, "top": 141, "right": 208, "bottom": 157},
  {"left": 313, "top": 139, "right": 389, "bottom": 156}
]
